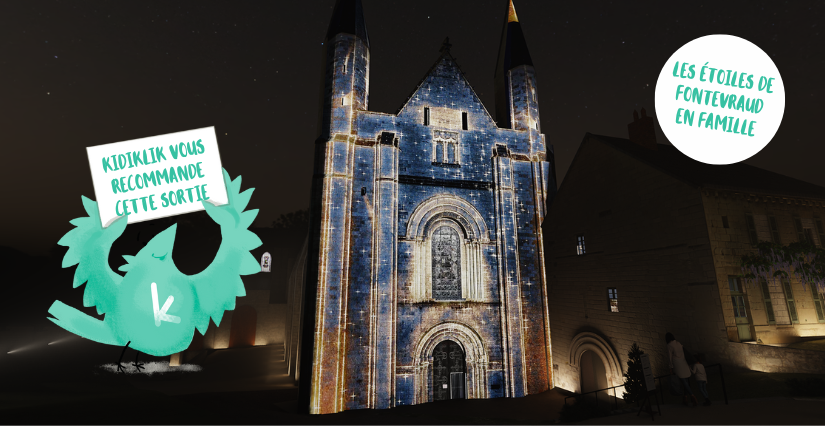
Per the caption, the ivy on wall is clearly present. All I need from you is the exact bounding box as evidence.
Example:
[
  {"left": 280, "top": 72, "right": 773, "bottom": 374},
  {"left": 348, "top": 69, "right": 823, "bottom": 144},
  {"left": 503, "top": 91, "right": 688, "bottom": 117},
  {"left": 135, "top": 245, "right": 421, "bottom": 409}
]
[{"left": 740, "top": 241, "right": 825, "bottom": 292}]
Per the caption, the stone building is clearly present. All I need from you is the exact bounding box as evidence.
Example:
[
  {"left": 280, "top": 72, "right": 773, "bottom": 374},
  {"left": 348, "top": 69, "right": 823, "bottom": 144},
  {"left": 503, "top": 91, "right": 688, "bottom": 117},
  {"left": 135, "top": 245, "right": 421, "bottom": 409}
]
[
  {"left": 542, "top": 109, "right": 825, "bottom": 395},
  {"left": 297, "top": 0, "right": 556, "bottom": 414}
]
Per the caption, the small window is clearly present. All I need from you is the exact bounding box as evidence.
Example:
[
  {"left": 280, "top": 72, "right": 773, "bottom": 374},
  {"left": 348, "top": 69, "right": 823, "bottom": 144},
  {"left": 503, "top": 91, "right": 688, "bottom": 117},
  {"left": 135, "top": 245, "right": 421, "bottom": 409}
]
[
  {"left": 424, "top": 107, "right": 430, "bottom": 126},
  {"left": 759, "top": 278, "right": 775, "bottom": 324},
  {"left": 361, "top": 187, "right": 367, "bottom": 196},
  {"left": 462, "top": 112, "right": 468, "bottom": 130},
  {"left": 607, "top": 288, "right": 618, "bottom": 312},
  {"left": 745, "top": 214, "right": 758, "bottom": 245},
  {"left": 782, "top": 279, "right": 798, "bottom": 323},
  {"left": 446, "top": 143, "right": 455, "bottom": 163},
  {"left": 722, "top": 216, "right": 729, "bottom": 228},
  {"left": 768, "top": 216, "right": 781, "bottom": 244},
  {"left": 576, "top": 235, "right": 586, "bottom": 255},
  {"left": 811, "top": 285, "right": 825, "bottom": 323}
]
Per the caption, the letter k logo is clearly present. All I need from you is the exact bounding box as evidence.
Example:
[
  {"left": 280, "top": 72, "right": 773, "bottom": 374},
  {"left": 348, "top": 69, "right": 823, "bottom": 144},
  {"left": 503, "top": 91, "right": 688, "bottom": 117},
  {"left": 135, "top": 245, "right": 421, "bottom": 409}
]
[{"left": 151, "top": 282, "right": 181, "bottom": 327}]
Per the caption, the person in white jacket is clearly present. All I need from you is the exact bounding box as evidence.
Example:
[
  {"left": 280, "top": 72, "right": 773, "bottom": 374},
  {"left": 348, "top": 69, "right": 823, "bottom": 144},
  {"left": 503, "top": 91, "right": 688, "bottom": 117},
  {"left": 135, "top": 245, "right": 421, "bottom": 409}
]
[
  {"left": 666, "top": 332, "right": 699, "bottom": 407},
  {"left": 691, "top": 354, "right": 711, "bottom": 406}
]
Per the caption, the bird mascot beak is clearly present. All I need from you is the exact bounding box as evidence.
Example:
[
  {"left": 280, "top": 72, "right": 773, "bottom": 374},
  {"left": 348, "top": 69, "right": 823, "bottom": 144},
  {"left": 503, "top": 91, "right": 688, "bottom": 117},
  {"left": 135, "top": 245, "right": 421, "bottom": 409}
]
[{"left": 146, "top": 223, "right": 177, "bottom": 261}]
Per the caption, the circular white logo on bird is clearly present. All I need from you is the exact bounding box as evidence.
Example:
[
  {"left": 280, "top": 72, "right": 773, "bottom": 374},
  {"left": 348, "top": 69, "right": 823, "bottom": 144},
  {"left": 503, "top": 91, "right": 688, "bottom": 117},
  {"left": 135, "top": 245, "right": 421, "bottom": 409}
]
[{"left": 654, "top": 35, "right": 785, "bottom": 165}]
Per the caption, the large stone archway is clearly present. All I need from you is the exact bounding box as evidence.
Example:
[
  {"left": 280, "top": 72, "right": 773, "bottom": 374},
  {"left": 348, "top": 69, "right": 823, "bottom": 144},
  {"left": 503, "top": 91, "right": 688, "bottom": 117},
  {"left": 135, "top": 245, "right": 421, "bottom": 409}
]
[
  {"left": 412, "top": 322, "right": 489, "bottom": 403},
  {"left": 406, "top": 195, "right": 490, "bottom": 302},
  {"left": 569, "top": 332, "right": 623, "bottom": 393}
]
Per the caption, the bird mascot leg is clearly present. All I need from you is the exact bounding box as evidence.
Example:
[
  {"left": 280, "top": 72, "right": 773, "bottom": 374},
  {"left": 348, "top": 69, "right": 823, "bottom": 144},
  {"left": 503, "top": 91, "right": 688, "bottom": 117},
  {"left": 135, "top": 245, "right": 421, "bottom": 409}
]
[
  {"left": 117, "top": 341, "right": 131, "bottom": 373},
  {"left": 133, "top": 348, "right": 145, "bottom": 372}
]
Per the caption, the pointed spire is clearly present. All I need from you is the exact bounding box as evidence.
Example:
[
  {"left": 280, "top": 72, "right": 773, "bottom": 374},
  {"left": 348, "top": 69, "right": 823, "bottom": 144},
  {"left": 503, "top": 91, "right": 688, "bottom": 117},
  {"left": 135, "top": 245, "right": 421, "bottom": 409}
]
[
  {"left": 325, "top": 0, "right": 370, "bottom": 48},
  {"left": 494, "top": 0, "right": 534, "bottom": 128},
  {"left": 495, "top": 0, "right": 533, "bottom": 75},
  {"left": 508, "top": 0, "right": 519, "bottom": 23}
]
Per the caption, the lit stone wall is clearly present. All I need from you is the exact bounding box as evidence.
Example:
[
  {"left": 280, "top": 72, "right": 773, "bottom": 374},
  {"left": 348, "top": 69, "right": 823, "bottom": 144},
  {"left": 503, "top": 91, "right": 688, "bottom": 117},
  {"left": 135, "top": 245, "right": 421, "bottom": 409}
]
[
  {"left": 701, "top": 192, "right": 825, "bottom": 345},
  {"left": 543, "top": 137, "right": 726, "bottom": 393},
  {"left": 305, "top": 47, "right": 555, "bottom": 414},
  {"left": 544, "top": 135, "right": 825, "bottom": 392}
]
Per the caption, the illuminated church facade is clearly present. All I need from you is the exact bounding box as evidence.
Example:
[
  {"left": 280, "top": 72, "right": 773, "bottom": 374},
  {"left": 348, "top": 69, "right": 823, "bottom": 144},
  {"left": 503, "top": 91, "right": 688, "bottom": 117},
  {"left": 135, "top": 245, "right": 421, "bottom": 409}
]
[{"left": 298, "top": 0, "right": 556, "bottom": 414}]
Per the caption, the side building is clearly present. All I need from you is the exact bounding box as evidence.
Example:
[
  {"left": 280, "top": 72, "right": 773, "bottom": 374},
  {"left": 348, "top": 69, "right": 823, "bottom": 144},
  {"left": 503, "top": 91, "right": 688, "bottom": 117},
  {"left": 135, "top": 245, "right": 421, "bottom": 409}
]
[
  {"left": 543, "top": 109, "right": 825, "bottom": 394},
  {"left": 298, "top": 0, "right": 556, "bottom": 414}
]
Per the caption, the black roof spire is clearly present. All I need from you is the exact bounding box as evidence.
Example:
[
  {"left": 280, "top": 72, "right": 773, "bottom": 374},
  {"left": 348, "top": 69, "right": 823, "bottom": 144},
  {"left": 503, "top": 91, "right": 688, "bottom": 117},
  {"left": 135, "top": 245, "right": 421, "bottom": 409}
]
[
  {"left": 495, "top": 0, "right": 533, "bottom": 76},
  {"left": 325, "top": 0, "right": 370, "bottom": 48}
]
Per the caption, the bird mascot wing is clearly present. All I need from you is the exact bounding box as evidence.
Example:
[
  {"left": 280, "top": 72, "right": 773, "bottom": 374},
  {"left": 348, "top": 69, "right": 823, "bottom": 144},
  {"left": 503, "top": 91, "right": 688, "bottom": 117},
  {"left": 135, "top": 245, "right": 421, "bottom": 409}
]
[
  {"left": 56, "top": 196, "right": 128, "bottom": 315},
  {"left": 48, "top": 196, "right": 128, "bottom": 346},
  {"left": 191, "top": 169, "right": 262, "bottom": 336}
]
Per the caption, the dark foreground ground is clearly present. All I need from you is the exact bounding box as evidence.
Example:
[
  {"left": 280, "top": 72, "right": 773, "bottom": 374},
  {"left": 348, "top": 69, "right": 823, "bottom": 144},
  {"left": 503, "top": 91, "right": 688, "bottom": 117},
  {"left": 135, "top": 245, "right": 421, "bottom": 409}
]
[{"left": 1, "top": 336, "right": 824, "bottom": 424}]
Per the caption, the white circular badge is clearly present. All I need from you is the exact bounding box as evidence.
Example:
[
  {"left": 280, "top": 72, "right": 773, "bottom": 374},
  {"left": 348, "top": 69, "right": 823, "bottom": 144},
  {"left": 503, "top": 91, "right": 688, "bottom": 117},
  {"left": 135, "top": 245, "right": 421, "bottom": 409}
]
[{"left": 655, "top": 35, "right": 785, "bottom": 165}]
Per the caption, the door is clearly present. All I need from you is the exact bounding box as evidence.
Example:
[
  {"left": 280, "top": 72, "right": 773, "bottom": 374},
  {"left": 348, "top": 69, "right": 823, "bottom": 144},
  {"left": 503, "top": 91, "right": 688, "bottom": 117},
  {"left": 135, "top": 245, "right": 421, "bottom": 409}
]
[
  {"left": 729, "top": 277, "right": 752, "bottom": 341},
  {"left": 228, "top": 305, "right": 257, "bottom": 348},
  {"left": 580, "top": 350, "right": 609, "bottom": 404},
  {"left": 432, "top": 340, "right": 465, "bottom": 401}
]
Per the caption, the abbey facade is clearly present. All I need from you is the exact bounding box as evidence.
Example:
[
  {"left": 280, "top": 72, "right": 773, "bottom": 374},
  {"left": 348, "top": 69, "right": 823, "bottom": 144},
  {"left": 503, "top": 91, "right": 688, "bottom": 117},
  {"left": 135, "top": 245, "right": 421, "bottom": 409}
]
[{"left": 299, "top": 0, "right": 556, "bottom": 414}]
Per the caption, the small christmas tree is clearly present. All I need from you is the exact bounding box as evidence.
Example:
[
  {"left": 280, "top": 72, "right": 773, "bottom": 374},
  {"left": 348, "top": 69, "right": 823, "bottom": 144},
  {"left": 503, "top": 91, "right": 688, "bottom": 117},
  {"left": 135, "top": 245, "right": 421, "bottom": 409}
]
[{"left": 622, "top": 342, "right": 646, "bottom": 405}]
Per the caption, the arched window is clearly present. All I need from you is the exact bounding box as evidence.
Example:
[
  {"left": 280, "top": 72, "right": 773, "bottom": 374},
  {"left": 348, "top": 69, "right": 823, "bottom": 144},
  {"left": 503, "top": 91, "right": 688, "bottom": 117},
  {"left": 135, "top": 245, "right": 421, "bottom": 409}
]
[{"left": 432, "top": 226, "right": 461, "bottom": 300}]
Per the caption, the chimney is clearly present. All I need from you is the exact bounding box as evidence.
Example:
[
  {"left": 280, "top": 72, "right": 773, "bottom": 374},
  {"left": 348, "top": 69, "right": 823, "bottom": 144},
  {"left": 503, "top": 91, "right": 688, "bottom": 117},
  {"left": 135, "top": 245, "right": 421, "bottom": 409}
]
[{"left": 628, "top": 108, "right": 657, "bottom": 150}]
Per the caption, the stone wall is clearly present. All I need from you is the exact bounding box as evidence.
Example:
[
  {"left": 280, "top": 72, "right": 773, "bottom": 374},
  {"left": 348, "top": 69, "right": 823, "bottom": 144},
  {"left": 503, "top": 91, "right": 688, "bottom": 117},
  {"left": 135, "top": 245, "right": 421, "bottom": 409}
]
[
  {"left": 721, "top": 342, "right": 825, "bottom": 374},
  {"left": 701, "top": 191, "right": 825, "bottom": 345},
  {"left": 542, "top": 135, "right": 728, "bottom": 393}
]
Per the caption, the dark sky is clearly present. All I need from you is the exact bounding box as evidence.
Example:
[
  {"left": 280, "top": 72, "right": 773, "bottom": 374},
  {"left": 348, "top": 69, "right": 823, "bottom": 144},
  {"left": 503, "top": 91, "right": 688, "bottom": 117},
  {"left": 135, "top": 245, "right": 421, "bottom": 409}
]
[{"left": 2, "top": 0, "right": 823, "bottom": 256}]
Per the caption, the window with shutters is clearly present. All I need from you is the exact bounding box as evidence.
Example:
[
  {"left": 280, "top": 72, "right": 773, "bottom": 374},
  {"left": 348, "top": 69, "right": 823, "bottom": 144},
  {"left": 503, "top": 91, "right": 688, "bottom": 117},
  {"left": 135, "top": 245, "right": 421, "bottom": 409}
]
[
  {"left": 815, "top": 217, "right": 825, "bottom": 248},
  {"left": 759, "top": 278, "right": 776, "bottom": 324},
  {"left": 803, "top": 228, "right": 815, "bottom": 245},
  {"left": 782, "top": 279, "right": 798, "bottom": 323},
  {"left": 812, "top": 285, "right": 825, "bottom": 323},
  {"left": 745, "top": 214, "right": 758, "bottom": 245},
  {"left": 768, "top": 215, "right": 781, "bottom": 244},
  {"left": 729, "top": 277, "right": 748, "bottom": 319},
  {"left": 794, "top": 216, "right": 805, "bottom": 243}
]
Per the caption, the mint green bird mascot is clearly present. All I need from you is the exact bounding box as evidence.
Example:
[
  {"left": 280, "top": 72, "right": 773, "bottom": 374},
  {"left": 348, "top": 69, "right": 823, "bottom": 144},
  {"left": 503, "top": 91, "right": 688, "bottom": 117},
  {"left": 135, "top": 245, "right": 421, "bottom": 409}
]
[{"left": 48, "top": 169, "right": 261, "bottom": 372}]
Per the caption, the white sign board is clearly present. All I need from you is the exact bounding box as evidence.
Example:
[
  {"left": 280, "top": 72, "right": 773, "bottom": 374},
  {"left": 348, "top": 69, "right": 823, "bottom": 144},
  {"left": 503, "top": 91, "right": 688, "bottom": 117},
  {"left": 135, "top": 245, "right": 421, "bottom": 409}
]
[
  {"left": 261, "top": 252, "right": 272, "bottom": 272},
  {"left": 86, "top": 127, "right": 228, "bottom": 227},
  {"left": 640, "top": 353, "right": 656, "bottom": 391}
]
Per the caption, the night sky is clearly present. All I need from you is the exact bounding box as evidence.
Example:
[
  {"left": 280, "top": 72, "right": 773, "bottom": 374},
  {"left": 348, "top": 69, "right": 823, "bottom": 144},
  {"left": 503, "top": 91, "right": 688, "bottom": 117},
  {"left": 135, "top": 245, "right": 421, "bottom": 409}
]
[{"left": 3, "top": 0, "right": 823, "bottom": 256}]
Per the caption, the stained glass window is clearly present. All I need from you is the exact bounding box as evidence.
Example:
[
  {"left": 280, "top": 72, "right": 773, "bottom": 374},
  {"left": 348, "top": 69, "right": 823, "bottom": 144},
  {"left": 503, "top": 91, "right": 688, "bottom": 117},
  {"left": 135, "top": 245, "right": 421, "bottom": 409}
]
[{"left": 432, "top": 226, "right": 462, "bottom": 300}]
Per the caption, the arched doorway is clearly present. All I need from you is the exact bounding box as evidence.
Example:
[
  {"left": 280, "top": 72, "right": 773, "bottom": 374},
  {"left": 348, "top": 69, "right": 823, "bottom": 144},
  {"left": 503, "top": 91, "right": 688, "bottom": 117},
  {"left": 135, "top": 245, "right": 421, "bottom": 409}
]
[
  {"left": 228, "top": 305, "right": 257, "bottom": 348},
  {"left": 580, "top": 350, "right": 608, "bottom": 394},
  {"left": 432, "top": 340, "right": 466, "bottom": 400}
]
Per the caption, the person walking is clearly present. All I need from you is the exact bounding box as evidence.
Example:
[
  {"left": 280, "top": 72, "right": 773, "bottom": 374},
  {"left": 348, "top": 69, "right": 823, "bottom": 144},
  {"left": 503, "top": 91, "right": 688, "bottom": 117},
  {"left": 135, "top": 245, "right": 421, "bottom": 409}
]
[
  {"left": 691, "top": 354, "right": 711, "bottom": 406},
  {"left": 666, "top": 332, "right": 699, "bottom": 407}
]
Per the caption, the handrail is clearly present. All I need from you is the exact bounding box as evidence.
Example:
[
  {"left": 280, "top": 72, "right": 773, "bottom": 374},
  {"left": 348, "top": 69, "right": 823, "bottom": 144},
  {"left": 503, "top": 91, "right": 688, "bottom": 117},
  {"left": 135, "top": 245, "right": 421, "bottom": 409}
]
[{"left": 564, "top": 363, "right": 729, "bottom": 411}]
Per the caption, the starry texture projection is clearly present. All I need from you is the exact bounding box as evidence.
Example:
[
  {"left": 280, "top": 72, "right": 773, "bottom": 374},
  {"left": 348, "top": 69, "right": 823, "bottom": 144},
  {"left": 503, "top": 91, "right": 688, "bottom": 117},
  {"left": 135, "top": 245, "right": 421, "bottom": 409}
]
[{"left": 299, "top": 0, "right": 555, "bottom": 415}]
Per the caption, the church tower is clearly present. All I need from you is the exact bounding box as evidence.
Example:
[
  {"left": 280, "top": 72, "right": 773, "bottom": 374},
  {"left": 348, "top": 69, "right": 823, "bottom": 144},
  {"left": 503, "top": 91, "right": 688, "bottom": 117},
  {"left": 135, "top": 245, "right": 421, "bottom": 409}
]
[
  {"left": 298, "top": 0, "right": 371, "bottom": 415},
  {"left": 299, "top": 0, "right": 555, "bottom": 415}
]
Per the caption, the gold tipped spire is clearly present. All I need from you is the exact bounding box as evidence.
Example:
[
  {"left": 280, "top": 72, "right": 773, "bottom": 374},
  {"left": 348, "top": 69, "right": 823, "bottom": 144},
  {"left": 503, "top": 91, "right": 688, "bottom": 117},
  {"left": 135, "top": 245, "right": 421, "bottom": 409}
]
[{"left": 508, "top": 0, "right": 519, "bottom": 23}]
